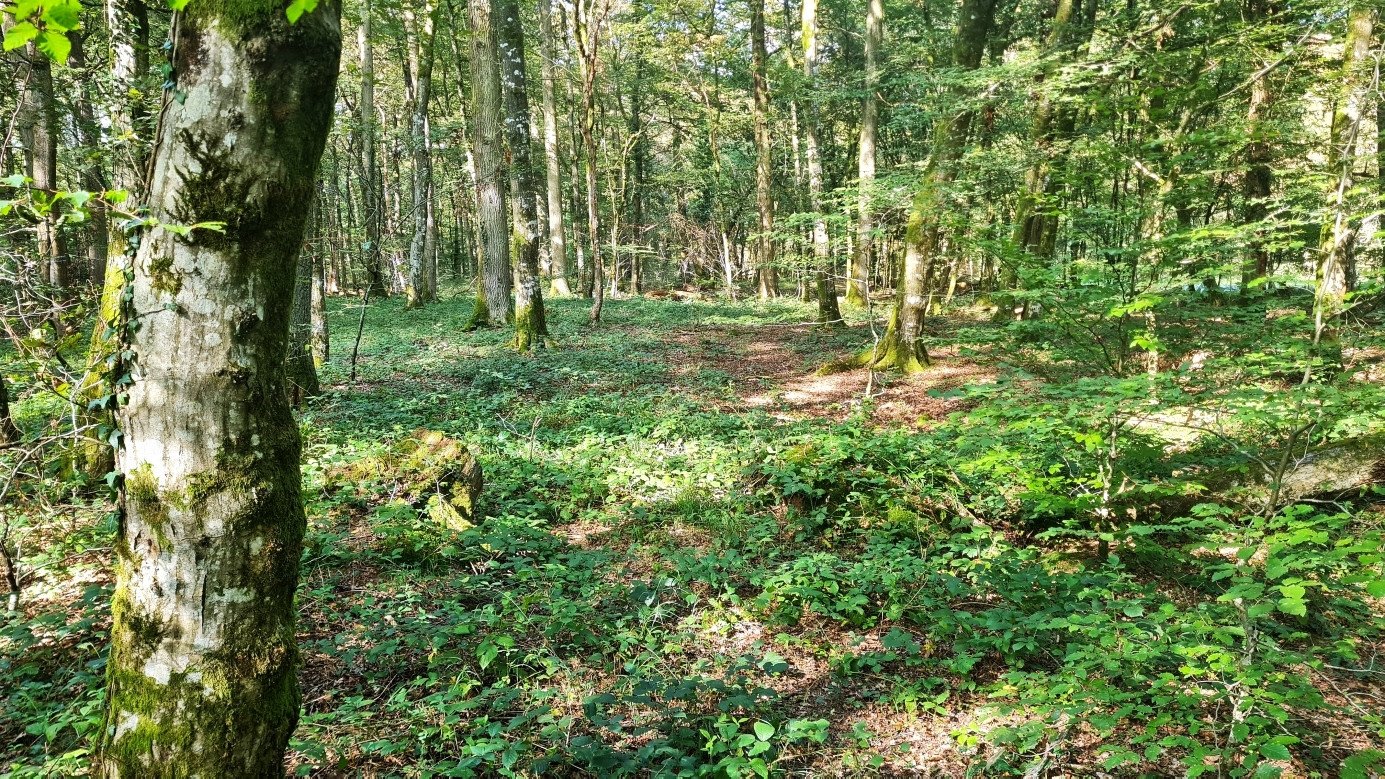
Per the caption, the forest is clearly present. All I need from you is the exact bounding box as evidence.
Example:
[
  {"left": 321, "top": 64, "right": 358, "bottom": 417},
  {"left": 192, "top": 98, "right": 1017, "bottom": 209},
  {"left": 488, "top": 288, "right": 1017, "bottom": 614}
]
[{"left": 1, "top": 0, "right": 1384, "bottom": 774}]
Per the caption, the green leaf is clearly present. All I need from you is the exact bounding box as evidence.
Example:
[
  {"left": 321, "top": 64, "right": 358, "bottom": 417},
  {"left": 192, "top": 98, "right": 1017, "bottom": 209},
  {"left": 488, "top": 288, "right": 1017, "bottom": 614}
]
[
  {"left": 1366, "top": 580, "right": 1385, "bottom": 597},
  {"left": 1277, "top": 598, "right": 1307, "bottom": 617},
  {"left": 1122, "top": 603, "right": 1144, "bottom": 617},
  {"left": 35, "top": 30, "right": 71, "bottom": 63},
  {"left": 3, "top": 22, "right": 39, "bottom": 51},
  {"left": 753, "top": 721, "right": 774, "bottom": 741},
  {"left": 286, "top": 0, "right": 318, "bottom": 23},
  {"left": 1259, "top": 742, "right": 1291, "bottom": 761},
  {"left": 169, "top": 0, "right": 191, "bottom": 10},
  {"left": 44, "top": 0, "right": 83, "bottom": 30}
]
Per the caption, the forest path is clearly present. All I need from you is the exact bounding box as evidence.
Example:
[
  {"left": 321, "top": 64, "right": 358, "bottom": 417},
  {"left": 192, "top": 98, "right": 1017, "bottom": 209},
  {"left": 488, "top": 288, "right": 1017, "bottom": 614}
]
[{"left": 653, "top": 316, "right": 997, "bottom": 426}]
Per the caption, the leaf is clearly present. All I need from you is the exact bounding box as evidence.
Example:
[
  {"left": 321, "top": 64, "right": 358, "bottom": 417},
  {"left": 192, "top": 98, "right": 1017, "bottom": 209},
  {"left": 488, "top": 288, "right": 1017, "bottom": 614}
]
[
  {"left": 1122, "top": 603, "right": 1144, "bottom": 617},
  {"left": 286, "top": 0, "right": 318, "bottom": 23},
  {"left": 1277, "top": 598, "right": 1307, "bottom": 617},
  {"left": 3, "top": 22, "right": 38, "bottom": 52},
  {"left": 1366, "top": 580, "right": 1385, "bottom": 598},
  {"left": 44, "top": 0, "right": 83, "bottom": 30},
  {"left": 753, "top": 721, "right": 774, "bottom": 741},
  {"left": 1259, "top": 742, "right": 1291, "bottom": 761},
  {"left": 35, "top": 30, "right": 71, "bottom": 63},
  {"left": 168, "top": 0, "right": 191, "bottom": 10}
]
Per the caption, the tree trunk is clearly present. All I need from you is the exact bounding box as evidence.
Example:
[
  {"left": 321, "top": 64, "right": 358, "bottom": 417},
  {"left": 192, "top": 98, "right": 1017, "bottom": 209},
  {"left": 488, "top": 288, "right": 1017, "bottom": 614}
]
[
  {"left": 540, "top": 0, "right": 571, "bottom": 296},
  {"left": 99, "top": 1, "right": 340, "bottom": 775},
  {"left": 288, "top": 218, "right": 321, "bottom": 404},
  {"left": 498, "top": 0, "right": 548, "bottom": 349},
  {"left": 70, "top": 31, "right": 110, "bottom": 287},
  {"left": 751, "top": 0, "right": 778, "bottom": 300},
  {"left": 577, "top": 0, "right": 607, "bottom": 323},
  {"left": 311, "top": 247, "right": 329, "bottom": 366},
  {"left": 1314, "top": 3, "right": 1375, "bottom": 351},
  {"left": 0, "top": 377, "right": 19, "bottom": 445},
  {"left": 468, "top": 0, "right": 514, "bottom": 327},
  {"left": 16, "top": 39, "right": 69, "bottom": 294},
  {"left": 848, "top": 0, "right": 882, "bottom": 306},
  {"left": 358, "top": 0, "right": 388, "bottom": 297},
  {"left": 1241, "top": 0, "right": 1275, "bottom": 289},
  {"left": 862, "top": 0, "right": 997, "bottom": 372},
  {"left": 803, "top": 0, "right": 841, "bottom": 326},
  {"left": 405, "top": 0, "right": 440, "bottom": 308}
]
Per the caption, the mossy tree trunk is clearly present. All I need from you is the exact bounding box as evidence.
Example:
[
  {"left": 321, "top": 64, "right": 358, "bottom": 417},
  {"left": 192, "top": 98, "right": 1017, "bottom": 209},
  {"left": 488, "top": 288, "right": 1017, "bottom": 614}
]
[
  {"left": 468, "top": 0, "right": 514, "bottom": 326},
  {"left": 752, "top": 0, "right": 778, "bottom": 300},
  {"left": 98, "top": 2, "right": 340, "bottom": 775},
  {"left": 1314, "top": 3, "right": 1375, "bottom": 351},
  {"left": 76, "top": 0, "right": 150, "bottom": 480},
  {"left": 539, "top": 0, "right": 571, "bottom": 297},
  {"left": 863, "top": 0, "right": 997, "bottom": 372},
  {"left": 498, "top": 0, "right": 548, "bottom": 349},
  {"left": 803, "top": 0, "right": 842, "bottom": 327}
]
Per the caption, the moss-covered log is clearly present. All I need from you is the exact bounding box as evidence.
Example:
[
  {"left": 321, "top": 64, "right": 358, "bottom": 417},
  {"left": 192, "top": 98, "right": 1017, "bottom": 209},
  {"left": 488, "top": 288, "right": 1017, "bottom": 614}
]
[{"left": 99, "top": 3, "right": 341, "bottom": 776}]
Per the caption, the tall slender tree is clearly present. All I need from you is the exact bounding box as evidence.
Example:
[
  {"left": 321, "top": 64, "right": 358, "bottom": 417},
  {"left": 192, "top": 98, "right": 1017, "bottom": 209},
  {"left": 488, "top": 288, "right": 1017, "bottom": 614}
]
[
  {"left": 405, "top": 0, "right": 442, "bottom": 308},
  {"left": 577, "top": 0, "right": 610, "bottom": 323},
  {"left": 752, "top": 0, "right": 778, "bottom": 299},
  {"left": 98, "top": 0, "right": 340, "bottom": 773},
  {"left": 540, "top": 0, "right": 571, "bottom": 296},
  {"left": 803, "top": 0, "right": 842, "bottom": 326},
  {"left": 358, "top": 0, "right": 389, "bottom": 296},
  {"left": 848, "top": 0, "right": 883, "bottom": 306},
  {"left": 498, "top": 0, "right": 549, "bottom": 348}
]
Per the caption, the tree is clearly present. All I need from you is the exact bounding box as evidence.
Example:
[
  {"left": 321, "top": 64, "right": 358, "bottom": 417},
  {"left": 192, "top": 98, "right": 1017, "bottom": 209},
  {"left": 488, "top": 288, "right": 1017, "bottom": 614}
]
[
  {"left": 539, "top": 0, "right": 571, "bottom": 296},
  {"left": 576, "top": 0, "right": 611, "bottom": 323},
  {"left": 98, "top": 1, "right": 340, "bottom": 773},
  {"left": 1314, "top": 2, "right": 1376, "bottom": 350},
  {"left": 751, "top": 0, "right": 777, "bottom": 300},
  {"left": 405, "top": 0, "right": 442, "bottom": 308},
  {"left": 469, "top": 0, "right": 514, "bottom": 327},
  {"left": 802, "top": 0, "right": 842, "bottom": 326},
  {"left": 847, "top": 0, "right": 883, "bottom": 306},
  {"left": 498, "top": 0, "right": 549, "bottom": 348},
  {"left": 15, "top": 38, "right": 68, "bottom": 294},
  {"left": 861, "top": 0, "right": 998, "bottom": 371},
  {"left": 358, "top": 0, "right": 389, "bottom": 297}
]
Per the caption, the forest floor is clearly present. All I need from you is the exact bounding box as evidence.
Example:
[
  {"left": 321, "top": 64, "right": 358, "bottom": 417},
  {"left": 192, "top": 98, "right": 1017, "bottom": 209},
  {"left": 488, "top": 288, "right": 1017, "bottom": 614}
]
[{"left": 4, "top": 288, "right": 1385, "bottom": 777}]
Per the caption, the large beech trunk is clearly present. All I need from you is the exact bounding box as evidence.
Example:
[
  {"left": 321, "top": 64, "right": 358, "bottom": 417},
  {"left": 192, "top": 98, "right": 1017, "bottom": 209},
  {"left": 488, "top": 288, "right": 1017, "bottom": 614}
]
[
  {"left": 498, "top": 0, "right": 548, "bottom": 349},
  {"left": 468, "top": 0, "right": 514, "bottom": 326},
  {"left": 802, "top": 0, "right": 841, "bottom": 326},
  {"left": 99, "top": 2, "right": 341, "bottom": 775}
]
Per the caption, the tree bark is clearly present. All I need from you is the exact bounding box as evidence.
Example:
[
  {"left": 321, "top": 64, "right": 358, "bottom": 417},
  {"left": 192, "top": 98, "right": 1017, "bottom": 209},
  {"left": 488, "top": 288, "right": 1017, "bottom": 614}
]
[
  {"left": 468, "top": 0, "right": 514, "bottom": 326},
  {"left": 752, "top": 0, "right": 778, "bottom": 300},
  {"left": 358, "top": 0, "right": 389, "bottom": 297},
  {"left": 848, "top": 0, "right": 882, "bottom": 306},
  {"left": 577, "top": 0, "right": 607, "bottom": 323},
  {"left": 1240, "top": 0, "right": 1275, "bottom": 289},
  {"left": 98, "top": 2, "right": 340, "bottom": 774},
  {"left": 288, "top": 200, "right": 322, "bottom": 404},
  {"left": 803, "top": 0, "right": 842, "bottom": 326},
  {"left": 1314, "top": 3, "right": 1376, "bottom": 351},
  {"left": 539, "top": 0, "right": 571, "bottom": 296},
  {"left": 405, "top": 0, "right": 441, "bottom": 308},
  {"left": 498, "top": 0, "right": 549, "bottom": 349}
]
